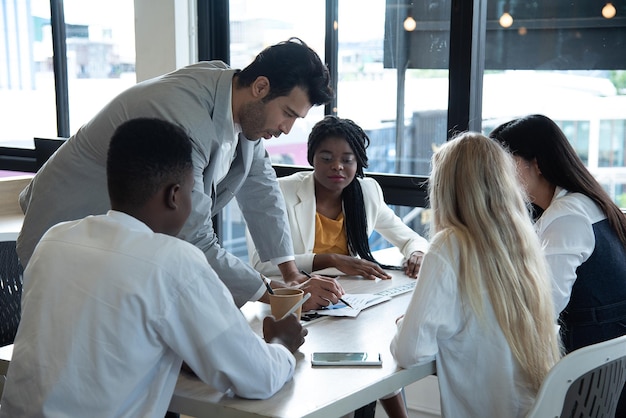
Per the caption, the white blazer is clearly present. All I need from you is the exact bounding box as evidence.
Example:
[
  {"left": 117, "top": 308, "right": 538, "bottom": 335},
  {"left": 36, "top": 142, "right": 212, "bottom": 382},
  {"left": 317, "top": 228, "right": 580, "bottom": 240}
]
[{"left": 247, "top": 171, "right": 429, "bottom": 276}]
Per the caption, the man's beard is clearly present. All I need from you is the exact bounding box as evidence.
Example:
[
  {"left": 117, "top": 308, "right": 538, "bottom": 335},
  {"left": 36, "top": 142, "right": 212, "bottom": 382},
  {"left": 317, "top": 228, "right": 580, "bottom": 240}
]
[{"left": 239, "top": 100, "right": 267, "bottom": 140}]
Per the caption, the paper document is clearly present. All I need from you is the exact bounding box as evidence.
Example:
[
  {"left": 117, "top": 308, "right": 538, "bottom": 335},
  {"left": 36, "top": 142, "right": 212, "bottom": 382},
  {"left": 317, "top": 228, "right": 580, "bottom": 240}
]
[{"left": 312, "top": 293, "right": 391, "bottom": 318}]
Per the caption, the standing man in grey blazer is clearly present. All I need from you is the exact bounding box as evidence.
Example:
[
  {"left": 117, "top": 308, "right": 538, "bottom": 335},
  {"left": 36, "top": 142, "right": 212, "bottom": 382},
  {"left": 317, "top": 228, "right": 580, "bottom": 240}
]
[{"left": 17, "top": 38, "right": 344, "bottom": 310}]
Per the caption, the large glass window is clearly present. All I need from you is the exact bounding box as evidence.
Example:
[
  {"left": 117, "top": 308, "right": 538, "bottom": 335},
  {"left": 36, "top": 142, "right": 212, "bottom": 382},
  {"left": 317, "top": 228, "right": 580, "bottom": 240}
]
[
  {"left": 599, "top": 119, "right": 626, "bottom": 167},
  {"left": 229, "top": 0, "right": 326, "bottom": 166},
  {"left": 559, "top": 121, "right": 591, "bottom": 166},
  {"left": 225, "top": 0, "right": 326, "bottom": 258},
  {"left": 226, "top": 0, "right": 442, "bottom": 258},
  {"left": 482, "top": 0, "right": 626, "bottom": 205},
  {"left": 64, "top": 0, "right": 136, "bottom": 133},
  {"left": 0, "top": 0, "right": 135, "bottom": 149},
  {"left": 337, "top": 0, "right": 451, "bottom": 177},
  {"left": 1, "top": 0, "right": 56, "bottom": 147}
]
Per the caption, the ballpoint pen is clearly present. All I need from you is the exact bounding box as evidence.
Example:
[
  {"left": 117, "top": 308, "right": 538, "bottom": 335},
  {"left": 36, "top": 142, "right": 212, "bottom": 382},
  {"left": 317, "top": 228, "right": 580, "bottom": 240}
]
[
  {"left": 259, "top": 274, "right": 274, "bottom": 295},
  {"left": 300, "top": 270, "right": 353, "bottom": 309},
  {"left": 280, "top": 293, "right": 312, "bottom": 320}
]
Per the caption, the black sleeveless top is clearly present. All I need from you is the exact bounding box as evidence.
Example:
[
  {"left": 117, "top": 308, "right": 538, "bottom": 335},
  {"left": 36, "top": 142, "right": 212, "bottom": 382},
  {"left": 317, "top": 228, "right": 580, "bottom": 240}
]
[{"left": 559, "top": 219, "right": 626, "bottom": 352}]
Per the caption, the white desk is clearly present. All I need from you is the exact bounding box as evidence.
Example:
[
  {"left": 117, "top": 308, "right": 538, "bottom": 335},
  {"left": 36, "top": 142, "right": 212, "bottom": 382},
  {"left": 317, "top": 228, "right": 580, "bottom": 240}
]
[
  {"left": 0, "top": 249, "right": 436, "bottom": 416},
  {"left": 0, "top": 345, "right": 12, "bottom": 375},
  {"left": 0, "top": 227, "right": 20, "bottom": 242},
  {"left": 169, "top": 249, "right": 436, "bottom": 418}
]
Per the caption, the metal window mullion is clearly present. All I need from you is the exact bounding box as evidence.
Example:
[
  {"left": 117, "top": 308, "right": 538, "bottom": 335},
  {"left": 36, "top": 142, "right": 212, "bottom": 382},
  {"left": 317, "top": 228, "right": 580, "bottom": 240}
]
[
  {"left": 50, "top": 0, "right": 69, "bottom": 137},
  {"left": 447, "top": 0, "right": 486, "bottom": 137},
  {"left": 197, "top": 0, "right": 229, "bottom": 63},
  {"left": 325, "top": 0, "right": 338, "bottom": 116}
]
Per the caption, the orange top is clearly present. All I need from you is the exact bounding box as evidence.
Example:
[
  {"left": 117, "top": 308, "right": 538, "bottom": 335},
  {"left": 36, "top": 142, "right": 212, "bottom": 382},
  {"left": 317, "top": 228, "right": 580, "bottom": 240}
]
[{"left": 313, "top": 211, "right": 349, "bottom": 255}]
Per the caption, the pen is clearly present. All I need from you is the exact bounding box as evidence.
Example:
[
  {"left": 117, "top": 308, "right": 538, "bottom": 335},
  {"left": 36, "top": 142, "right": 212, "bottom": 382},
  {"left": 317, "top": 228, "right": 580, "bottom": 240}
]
[
  {"left": 259, "top": 274, "right": 274, "bottom": 295},
  {"left": 300, "top": 270, "right": 353, "bottom": 309},
  {"left": 281, "top": 293, "right": 312, "bottom": 320}
]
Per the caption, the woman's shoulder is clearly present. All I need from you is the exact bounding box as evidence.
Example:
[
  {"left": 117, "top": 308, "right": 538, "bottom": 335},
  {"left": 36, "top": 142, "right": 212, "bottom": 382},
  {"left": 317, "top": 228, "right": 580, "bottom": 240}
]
[
  {"left": 358, "top": 176, "right": 384, "bottom": 197},
  {"left": 428, "top": 229, "right": 460, "bottom": 257},
  {"left": 278, "top": 170, "right": 312, "bottom": 190},
  {"left": 543, "top": 189, "right": 605, "bottom": 224},
  {"left": 278, "top": 170, "right": 311, "bottom": 184}
]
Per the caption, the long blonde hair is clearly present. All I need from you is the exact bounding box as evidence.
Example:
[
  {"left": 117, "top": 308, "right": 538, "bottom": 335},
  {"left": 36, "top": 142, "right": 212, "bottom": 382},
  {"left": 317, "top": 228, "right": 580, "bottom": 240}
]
[{"left": 429, "top": 132, "right": 562, "bottom": 391}]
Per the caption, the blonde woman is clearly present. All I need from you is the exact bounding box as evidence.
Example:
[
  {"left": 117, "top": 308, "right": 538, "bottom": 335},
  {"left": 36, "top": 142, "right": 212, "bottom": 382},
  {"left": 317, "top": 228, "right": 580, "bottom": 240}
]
[{"left": 390, "top": 132, "right": 561, "bottom": 417}]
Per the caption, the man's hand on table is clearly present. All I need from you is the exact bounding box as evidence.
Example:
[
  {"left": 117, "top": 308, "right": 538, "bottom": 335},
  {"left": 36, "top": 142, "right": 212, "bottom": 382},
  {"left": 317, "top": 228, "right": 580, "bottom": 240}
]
[{"left": 263, "top": 313, "right": 308, "bottom": 353}]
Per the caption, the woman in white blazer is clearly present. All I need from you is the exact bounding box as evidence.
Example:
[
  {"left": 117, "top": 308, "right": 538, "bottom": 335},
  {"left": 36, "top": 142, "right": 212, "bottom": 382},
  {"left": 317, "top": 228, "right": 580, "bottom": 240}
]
[
  {"left": 247, "top": 116, "right": 428, "bottom": 280},
  {"left": 247, "top": 115, "right": 428, "bottom": 418}
]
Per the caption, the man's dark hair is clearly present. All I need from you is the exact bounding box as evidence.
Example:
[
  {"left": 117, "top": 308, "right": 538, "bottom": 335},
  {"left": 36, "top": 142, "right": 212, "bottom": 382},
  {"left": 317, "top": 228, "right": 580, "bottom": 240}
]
[
  {"left": 107, "top": 118, "right": 193, "bottom": 208},
  {"left": 237, "top": 37, "right": 333, "bottom": 106}
]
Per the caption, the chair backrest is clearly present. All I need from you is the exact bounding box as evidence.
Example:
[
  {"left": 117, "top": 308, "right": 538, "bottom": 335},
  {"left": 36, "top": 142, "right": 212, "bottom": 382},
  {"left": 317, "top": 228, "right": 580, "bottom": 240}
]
[
  {"left": 527, "top": 334, "right": 626, "bottom": 418},
  {"left": 0, "top": 241, "right": 23, "bottom": 347}
]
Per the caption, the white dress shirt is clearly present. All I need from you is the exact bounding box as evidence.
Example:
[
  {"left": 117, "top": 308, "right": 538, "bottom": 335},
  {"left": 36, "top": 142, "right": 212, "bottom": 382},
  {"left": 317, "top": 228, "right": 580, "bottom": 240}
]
[
  {"left": 390, "top": 231, "right": 535, "bottom": 418},
  {"left": 534, "top": 187, "right": 605, "bottom": 315},
  {"left": 1, "top": 211, "right": 294, "bottom": 418}
]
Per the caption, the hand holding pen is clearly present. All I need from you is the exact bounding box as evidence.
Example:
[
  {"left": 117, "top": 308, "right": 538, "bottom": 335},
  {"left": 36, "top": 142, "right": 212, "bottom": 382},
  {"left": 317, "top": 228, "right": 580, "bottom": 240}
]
[{"left": 300, "top": 270, "right": 353, "bottom": 309}]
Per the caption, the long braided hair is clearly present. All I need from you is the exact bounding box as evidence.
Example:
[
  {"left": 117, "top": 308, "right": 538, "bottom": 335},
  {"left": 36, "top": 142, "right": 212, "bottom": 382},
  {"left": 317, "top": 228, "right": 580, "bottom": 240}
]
[{"left": 307, "top": 116, "right": 394, "bottom": 268}]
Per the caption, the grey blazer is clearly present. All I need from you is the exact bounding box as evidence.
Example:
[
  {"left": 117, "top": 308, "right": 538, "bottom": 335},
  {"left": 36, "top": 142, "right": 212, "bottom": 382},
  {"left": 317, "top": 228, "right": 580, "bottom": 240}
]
[{"left": 18, "top": 61, "right": 294, "bottom": 307}]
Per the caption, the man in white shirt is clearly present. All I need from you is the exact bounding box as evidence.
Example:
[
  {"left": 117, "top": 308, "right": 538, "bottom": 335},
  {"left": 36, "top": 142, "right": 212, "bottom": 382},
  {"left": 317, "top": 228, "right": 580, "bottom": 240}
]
[
  {"left": 17, "top": 38, "right": 343, "bottom": 311},
  {"left": 0, "top": 118, "right": 307, "bottom": 418}
]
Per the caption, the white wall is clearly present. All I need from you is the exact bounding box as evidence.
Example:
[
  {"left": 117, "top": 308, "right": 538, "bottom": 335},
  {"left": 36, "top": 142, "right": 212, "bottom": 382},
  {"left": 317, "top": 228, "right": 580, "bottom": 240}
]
[{"left": 133, "top": 0, "right": 197, "bottom": 82}]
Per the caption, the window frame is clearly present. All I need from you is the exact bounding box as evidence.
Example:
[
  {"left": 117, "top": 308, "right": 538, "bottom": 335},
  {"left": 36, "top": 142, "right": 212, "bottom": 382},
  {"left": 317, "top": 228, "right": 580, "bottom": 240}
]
[{"left": 1, "top": 0, "right": 482, "bottom": 176}]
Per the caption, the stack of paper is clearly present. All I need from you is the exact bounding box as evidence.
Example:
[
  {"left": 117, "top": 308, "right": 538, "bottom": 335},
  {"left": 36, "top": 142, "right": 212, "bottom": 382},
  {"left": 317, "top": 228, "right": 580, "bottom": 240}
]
[{"left": 313, "top": 293, "right": 391, "bottom": 318}]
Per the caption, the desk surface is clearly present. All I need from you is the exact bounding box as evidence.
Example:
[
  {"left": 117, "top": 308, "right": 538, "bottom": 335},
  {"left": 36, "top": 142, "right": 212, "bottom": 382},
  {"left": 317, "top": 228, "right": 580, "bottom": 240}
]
[
  {"left": 0, "top": 216, "right": 22, "bottom": 241},
  {"left": 169, "top": 249, "right": 436, "bottom": 418}
]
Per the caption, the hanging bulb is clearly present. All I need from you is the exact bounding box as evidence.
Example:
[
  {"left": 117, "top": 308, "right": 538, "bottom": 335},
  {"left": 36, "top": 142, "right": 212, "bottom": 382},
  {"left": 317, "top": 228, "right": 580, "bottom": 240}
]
[
  {"left": 602, "top": 3, "right": 616, "bottom": 19},
  {"left": 404, "top": 16, "right": 417, "bottom": 32},
  {"left": 499, "top": 12, "right": 513, "bottom": 28}
]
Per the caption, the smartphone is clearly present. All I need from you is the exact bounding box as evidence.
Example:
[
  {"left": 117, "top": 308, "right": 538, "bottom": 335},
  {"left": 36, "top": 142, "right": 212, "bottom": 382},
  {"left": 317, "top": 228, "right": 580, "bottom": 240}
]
[{"left": 311, "top": 351, "right": 382, "bottom": 366}]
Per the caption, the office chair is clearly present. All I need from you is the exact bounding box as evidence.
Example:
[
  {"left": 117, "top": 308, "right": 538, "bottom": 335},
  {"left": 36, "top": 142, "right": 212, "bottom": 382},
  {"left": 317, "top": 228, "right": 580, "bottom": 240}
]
[
  {"left": 526, "top": 334, "right": 626, "bottom": 418},
  {"left": 0, "top": 240, "right": 22, "bottom": 347},
  {"left": 0, "top": 240, "right": 22, "bottom": 399}
]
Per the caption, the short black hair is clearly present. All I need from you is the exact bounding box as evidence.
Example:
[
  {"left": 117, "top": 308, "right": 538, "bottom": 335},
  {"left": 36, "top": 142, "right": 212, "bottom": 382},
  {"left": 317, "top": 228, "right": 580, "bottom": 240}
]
[
  {"left": 237, "top": 37, "right": 333, "bottom": 106},
  {"left": 107, "top": 118, "right": 193, "bottom": 208}
]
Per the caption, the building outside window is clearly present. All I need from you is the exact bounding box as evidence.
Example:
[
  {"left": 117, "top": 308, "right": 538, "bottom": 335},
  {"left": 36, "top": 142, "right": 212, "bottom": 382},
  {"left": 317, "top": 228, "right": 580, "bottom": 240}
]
[{"left": 0, "top": 0, "right": 136, "bottom": 151}]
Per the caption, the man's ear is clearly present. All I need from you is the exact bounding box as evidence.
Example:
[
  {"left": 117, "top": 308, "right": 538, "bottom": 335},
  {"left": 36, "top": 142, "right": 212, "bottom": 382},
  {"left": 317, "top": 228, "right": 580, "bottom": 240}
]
[
  {"left": 165, "top": 183, "right": 181, "bottom": 210},
  {"left": 251, "top": 76, "right": 270, "bottom": 99}
]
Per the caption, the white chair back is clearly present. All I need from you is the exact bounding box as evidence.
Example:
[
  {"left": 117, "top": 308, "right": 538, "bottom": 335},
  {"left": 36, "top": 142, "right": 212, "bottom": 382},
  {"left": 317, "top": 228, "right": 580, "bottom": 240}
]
[{"left": 527, "top": 334, "right": 626, "bottom": 418}]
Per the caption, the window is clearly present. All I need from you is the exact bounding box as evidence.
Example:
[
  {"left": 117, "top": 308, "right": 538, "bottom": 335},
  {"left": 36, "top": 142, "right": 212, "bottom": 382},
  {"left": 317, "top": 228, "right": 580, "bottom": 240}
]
[
  {"left": 224, "top": 0, "right": 327, "bottom": 258},
  {"left": 482, "top": 0, "right": 626, "bottom": 205},
  {"left": 2, "top": 1, "right": 625, "bottom": 248},
  {"left": 229, "top": 0, "right": 326, "bottom": 167},
  {"left": 599, "top": 119, "right": 626, "bottom": 168},
  {"left": 559, "top": 120, "right": 591, "bottom": 166},
  {"left": 224, "top": 0, "right": 444, "bottom": 257},
  {"left": 0, "top": 0, "right": 135, "bottom": 150},
  {"left": 1, "top": 0, "right": 56, "bottom": 148}
]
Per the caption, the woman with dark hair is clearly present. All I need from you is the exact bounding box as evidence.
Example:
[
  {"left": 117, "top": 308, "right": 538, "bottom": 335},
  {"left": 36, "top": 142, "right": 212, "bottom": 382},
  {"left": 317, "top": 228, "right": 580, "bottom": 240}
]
[
  {"left": 247, "top": 115, "right": 428, "bottom": 281},
  {"left": 490, "top": 114, "right": 626, "bottom": 415}
]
